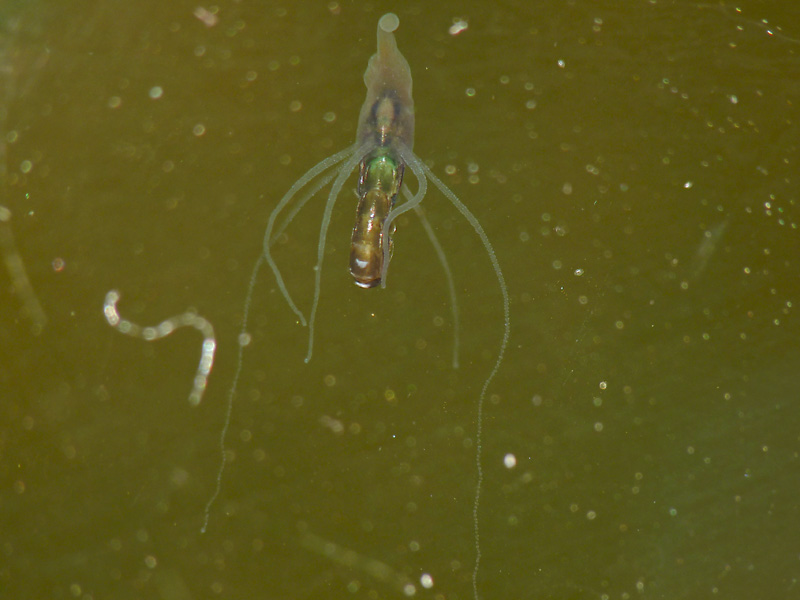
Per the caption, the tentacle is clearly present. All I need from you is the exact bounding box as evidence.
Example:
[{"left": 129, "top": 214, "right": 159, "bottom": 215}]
[
  {"left": 271, "top": 169, "right": 339, "bottom": 246},
  {"left": 263, "top": 143, "right": 359, "bottom": 326},
  {"left": 379, "top": 142, "right": 427, "bottom": 287},
  {"left": 305, "top": 142, "right": 373, "bottom": 363},
  {"left": 411, "top": 198, "right": 460, "bottom": 369},
  {"left": 420, "top": 162, "right": 510, "bottom": 600}
]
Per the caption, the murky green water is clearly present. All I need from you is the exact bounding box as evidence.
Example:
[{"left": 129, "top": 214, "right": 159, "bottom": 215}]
[{"left": 2, "top": 2, "right": 798, "bottom": 599}]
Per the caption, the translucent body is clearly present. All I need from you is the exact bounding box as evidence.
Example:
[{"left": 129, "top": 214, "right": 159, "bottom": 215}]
[
  {"left": 350, "top": 11, "right": 414, "bottom": 288},
  {"left": 212, "top": 19, "right": 510, "bottom": 600},
  {"left": 261, "top": 13, "right": 441, "bottom": 364},
  {"left": 356, "top": 12, "right": 414, "bottom": 151}
]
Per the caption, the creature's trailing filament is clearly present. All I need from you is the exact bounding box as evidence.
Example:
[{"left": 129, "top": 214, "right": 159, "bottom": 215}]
[
  {"left": 200, "top": 164, "right": 342, "bottom": 533},
  {"left": 420, "top": 163, "right": 510, "bottom": 600},
  {"left": 411, "top": 199, "right": 460, "bottom": 369},
  {"left": 263, "top": 143, "right": 362, "bottom": 327},
  {"left": 0, "top": 206, "right": 47, "bottom": 331},
  {"left": 200, "top": 254, "right": 262, "bottom": 533},
  {"left": 103, "top": 290, "right": 216, "bottom": 407}
]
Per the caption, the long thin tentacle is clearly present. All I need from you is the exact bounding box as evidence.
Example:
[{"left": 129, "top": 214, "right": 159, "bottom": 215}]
[
  {"left": 410, "top": 198, "right": 460, "bottom": 369},
  {"left": 305, "top": 143, "right": 372, "bottom": 363},
  {"left": 203, "top": 148, "right": 352, "bottom": 532},
  {"left": 271, "top": 169, "right": 339, "bottom": 246},
  {"left": 419, "top": 161, "right": 510, "bottom": 600},
  {"left": 200, "top": 251, "right": 264, "bottom": 533},
  {"left": 264, "top": 143, "right": 359, "bottom": 326},
  {"left": 379, "top": 143, "right": 428, "bottom": 287}
]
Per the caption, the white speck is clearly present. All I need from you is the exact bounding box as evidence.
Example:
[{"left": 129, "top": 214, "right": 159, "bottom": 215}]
[
  {"left": 449, "top": 19, "right": 468, "bottom": 36},
  {"left": 503, "top": 453, "right": 517, "bottom": 469},
  {"left": 420, "top": 573, "right": 434, "bottom": 589},
  {"left": 684, "top": 181, "right": 693, "bottom": 189},
  {"left": 149, "top": 86, "right": 163, "bottom": 99},
  {"left": 194, "top": 6, "right": 219, "bottom": 27}
]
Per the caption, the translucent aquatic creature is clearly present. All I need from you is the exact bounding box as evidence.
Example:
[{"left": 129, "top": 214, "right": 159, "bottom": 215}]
[
  {"left": 103, "top": 290, "right": 216, "bottom": 407},
  {"left": 262, "top": 12, "right": 460, "bottom": 366},
  {"left": 209, "top": 15, "right": 510, "bottom": 598}
]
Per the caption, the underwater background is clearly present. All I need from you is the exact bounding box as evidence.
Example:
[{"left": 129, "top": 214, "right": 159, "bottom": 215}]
[{"left": 2, "top": 1, "right": 798, "bottom": 599}]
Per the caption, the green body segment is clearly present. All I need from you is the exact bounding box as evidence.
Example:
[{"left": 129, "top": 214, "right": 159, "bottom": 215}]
[{"left": 349, "top": 153, "right": 404, "bottom": 287}]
